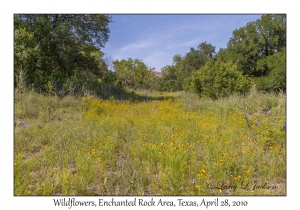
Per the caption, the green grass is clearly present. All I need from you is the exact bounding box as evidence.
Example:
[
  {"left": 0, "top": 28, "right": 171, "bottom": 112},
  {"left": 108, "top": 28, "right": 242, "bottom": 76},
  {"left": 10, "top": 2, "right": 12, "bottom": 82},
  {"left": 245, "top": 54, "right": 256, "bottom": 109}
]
[{"left": 14, "top": 90, "right": 286, "bottom": 195}]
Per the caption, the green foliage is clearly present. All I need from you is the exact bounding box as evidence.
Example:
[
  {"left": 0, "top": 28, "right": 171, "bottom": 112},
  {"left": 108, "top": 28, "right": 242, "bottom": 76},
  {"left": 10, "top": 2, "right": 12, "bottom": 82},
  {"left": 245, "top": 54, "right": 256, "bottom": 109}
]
[
  {"left": 14, "top": 14, "right": 286, "bottom": 98},
  {"left": 14, "top": 14, "right": 112, "bottom": 94},
  {"left": 225, "top": 14, "right": 286, "bottom": 78},
  {"left": 182, "top": 42, "right": 216, "bottom": 73},
  {"left": 14, "top": 65, "right": 29, "bottom": 94},
  {"left": 160, "top": 42, "right": 216, "bottom": 92},
  {"left": 113, "top": 58, "right": 156, "bottom": 90},
  {"left": 209, "top": 15, "right": 286, "bottom": 94},
  {"left": 191, "top": 60, "right": 252, "bottom": 99},
  {"left": 254, "top": 48, "right": 286, "bottom": 92},
  {"left": 14, "top": 27, "right": 41, "bottom": 89},
  {"left": 160, "top": 64, "right": 182, "bottom": 91}
]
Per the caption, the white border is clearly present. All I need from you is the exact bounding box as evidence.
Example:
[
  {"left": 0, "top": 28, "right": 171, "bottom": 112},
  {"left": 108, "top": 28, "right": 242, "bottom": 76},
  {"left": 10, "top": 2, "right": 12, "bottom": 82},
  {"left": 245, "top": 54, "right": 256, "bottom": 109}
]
[{"left": 2, "top": 1, "right": 298, "bottom": 210}]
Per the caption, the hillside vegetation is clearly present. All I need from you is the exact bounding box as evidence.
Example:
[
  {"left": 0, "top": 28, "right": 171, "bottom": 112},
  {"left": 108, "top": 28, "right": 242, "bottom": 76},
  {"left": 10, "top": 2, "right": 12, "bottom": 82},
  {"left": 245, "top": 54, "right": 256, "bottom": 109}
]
[{"left": 14, "top": 15, "right": 285, "bottom": 98}]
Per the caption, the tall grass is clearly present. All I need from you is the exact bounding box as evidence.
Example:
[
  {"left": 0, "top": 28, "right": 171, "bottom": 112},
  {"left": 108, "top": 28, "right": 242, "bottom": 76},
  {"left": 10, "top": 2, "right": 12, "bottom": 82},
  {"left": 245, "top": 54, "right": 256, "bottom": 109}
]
[{"left": 14, "top": 90, "right": 286, "bottom": 195}]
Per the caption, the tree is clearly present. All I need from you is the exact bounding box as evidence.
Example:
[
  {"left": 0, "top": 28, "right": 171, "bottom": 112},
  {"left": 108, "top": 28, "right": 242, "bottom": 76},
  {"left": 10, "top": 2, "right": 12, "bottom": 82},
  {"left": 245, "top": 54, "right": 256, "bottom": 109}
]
[
  {"left": 216, "top": 14, "right": 286, "bottom": 93},
  {"left": 226, "top": 14, "right": 286, "bottom": 77},
  {"left": 14, "top": 14, "right": 112, "bottom": 92},
  {"left": 254, "top": 47, "right": 286, "bottom": 92},
  {"left": 113, "top": 58, "right": 155, "bottom": 90},
  {"left": 198, "top": 41, "right": 216, "bottom": 58},
  {"left": 182, "top": 42, "right": 216, "bottom": 73},
  {"left": 160, "top": 42, "right": 216, "bottom": 92},
  {"left": 160, "top": 64, "right": 181, "bottom": 91},
  {"left": 14, "top": 27, "right": 40, "bottom": 89}
]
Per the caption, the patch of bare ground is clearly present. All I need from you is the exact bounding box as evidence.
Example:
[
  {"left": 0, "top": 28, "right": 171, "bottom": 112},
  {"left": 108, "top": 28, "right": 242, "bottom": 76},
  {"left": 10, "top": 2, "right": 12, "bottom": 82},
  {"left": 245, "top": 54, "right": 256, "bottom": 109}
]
[{"left": 14, "top": 120, "right": 31, "bottom": 128}]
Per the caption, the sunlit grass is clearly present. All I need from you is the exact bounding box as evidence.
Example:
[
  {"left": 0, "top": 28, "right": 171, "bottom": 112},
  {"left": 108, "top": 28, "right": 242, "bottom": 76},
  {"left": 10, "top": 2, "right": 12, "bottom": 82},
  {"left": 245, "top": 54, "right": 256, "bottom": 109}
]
[{"left": 14, "top": 90, "right": 286, "bottom": 195}]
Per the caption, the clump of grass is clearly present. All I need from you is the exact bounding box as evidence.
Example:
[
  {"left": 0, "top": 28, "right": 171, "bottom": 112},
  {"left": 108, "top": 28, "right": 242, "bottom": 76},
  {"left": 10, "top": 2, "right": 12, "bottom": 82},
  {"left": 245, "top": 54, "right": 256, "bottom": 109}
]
[{"left": 14, "top": 90, "right": 286, "bottom": 195}]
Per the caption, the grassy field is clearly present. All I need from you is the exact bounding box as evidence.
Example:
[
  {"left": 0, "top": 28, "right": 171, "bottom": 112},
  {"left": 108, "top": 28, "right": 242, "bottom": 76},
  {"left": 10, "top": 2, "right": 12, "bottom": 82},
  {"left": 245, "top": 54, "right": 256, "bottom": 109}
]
[{"left": 14, "top": 90, "right": 286, "bottom": 195}]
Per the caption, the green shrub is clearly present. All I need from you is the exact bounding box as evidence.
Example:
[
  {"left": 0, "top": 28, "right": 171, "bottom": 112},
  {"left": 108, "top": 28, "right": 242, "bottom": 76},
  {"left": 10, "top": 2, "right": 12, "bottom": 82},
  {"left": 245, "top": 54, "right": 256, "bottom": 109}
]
[{"left": 191, "top": 60, "right": 252, "bottom": 99}]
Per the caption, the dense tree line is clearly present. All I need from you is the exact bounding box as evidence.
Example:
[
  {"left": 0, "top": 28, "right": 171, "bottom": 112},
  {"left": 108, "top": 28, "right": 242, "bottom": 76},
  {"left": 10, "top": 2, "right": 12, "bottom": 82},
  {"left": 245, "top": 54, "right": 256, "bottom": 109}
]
[
  {"left": 14, "top": 14, "right": 286, "bottom": 99},
  {"left": 14, "top": 14, "right": 113, "bottom": 95},
  {"left": 14, "top": 14, "right": 159, "bottom": 97},
  {"left": 159, "top": 14, "right": 286, "bottom": 99}
]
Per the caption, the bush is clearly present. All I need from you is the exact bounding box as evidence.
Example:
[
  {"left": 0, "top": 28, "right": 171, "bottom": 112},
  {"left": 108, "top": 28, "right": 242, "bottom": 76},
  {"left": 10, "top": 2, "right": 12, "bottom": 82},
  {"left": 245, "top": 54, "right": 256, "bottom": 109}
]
[{"left": 191, "top": 60, "right": 252, "bottom": 99}]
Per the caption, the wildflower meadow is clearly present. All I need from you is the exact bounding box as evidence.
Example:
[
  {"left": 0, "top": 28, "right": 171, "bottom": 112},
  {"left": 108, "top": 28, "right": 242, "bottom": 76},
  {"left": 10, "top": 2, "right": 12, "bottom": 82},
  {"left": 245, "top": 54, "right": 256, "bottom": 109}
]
[{"left": 14, "top": 90, "right": 286, "bottom": 196}]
